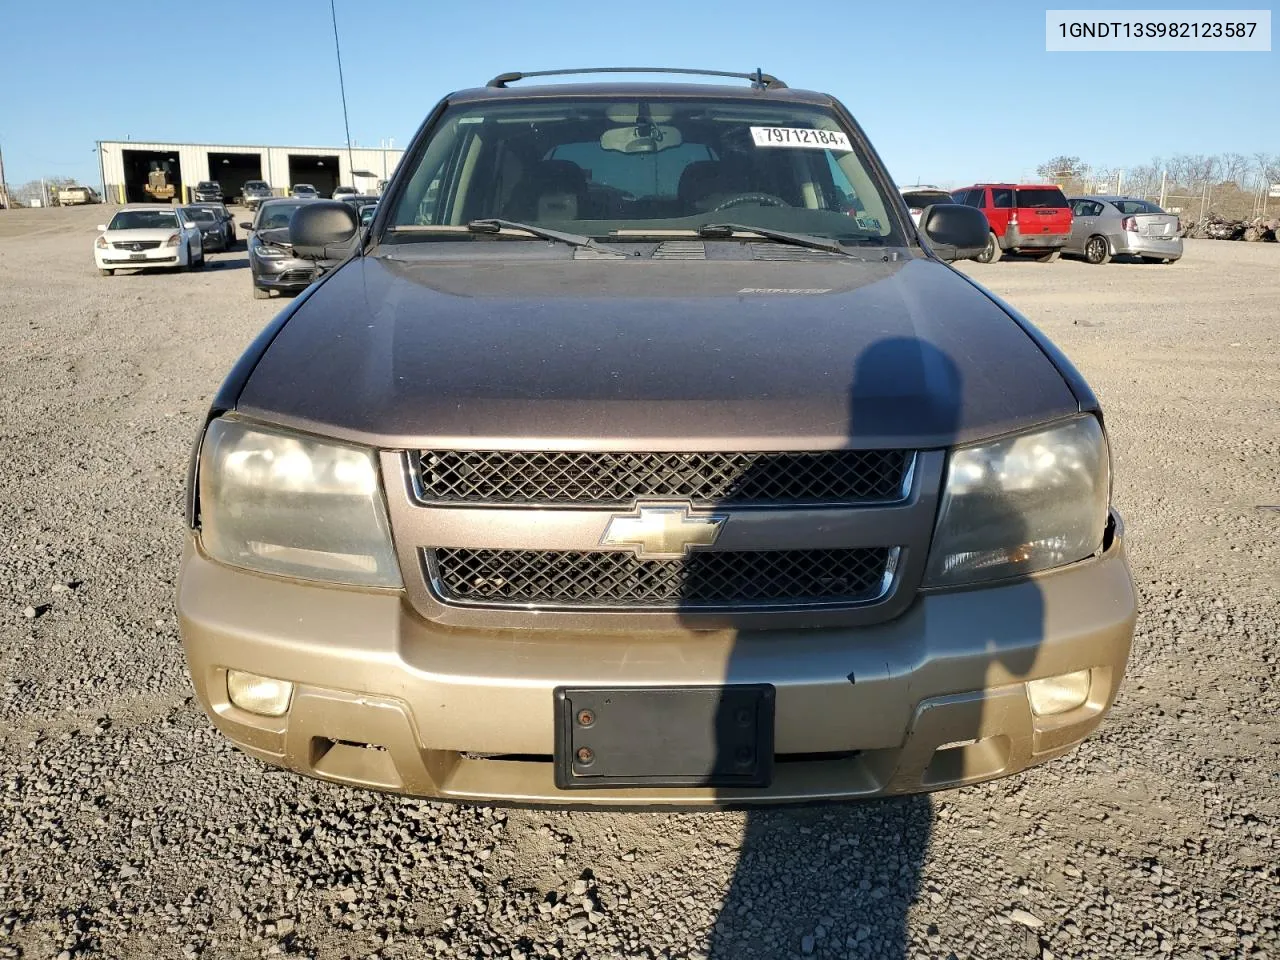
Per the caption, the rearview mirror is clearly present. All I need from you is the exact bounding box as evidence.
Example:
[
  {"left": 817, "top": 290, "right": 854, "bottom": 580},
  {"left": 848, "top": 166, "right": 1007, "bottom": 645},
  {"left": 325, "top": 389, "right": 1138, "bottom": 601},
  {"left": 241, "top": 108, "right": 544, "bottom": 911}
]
[
  {"left": 239, "top": 221, "right": 253, "bottom": 230},
  {"left": 289, "top": 201, "right": 358, "bottom": 259},
  {"left": 921, "top": 204, "right": 989, "bottom": 262},
  {"left": 600, "top": 124, "right": 684, "bottom": 154},
  {"left": 97, "top": 224, "right": 107, "bottom": 232}
]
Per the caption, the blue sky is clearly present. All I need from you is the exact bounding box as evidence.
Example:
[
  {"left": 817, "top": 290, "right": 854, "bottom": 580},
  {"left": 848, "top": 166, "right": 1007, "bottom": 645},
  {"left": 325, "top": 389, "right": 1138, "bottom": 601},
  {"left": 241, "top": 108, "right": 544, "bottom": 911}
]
[{"left": 1, "top": 0, "right": 1274, "bottom": 189}]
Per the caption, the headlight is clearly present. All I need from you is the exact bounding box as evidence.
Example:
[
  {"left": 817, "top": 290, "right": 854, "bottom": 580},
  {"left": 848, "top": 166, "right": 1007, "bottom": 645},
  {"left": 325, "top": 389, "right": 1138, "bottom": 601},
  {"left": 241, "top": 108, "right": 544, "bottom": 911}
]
[
  {"left": 924, "top": 416, "right": 1110, "bottom": 587},
  {"left": 198, "top": 417, "right": 402, "bottom": 587},
  {"left": 95, "top": 236, "right": 108, "bottom": 249},
  {"left": 164, "top": 233, "right": 180, "bottom": 247},
  {"left": 253, "top": 241, "right": 285, "bottom": 258}
]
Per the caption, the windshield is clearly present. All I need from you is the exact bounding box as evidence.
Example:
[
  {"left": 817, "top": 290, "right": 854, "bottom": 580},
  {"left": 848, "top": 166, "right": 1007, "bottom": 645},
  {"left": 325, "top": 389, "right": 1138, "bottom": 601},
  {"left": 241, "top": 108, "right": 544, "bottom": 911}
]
[
  {"left": 294, "top": 184, "right": 315, "bottom": 192},
  {"left": 256, "top": 201, "right": 307, "bottom": 229},
  {"left": 387, "top": 97, "right": 899, "bottom": 245},
  {"left": 1015, "top": 188, "right": 1068, "bottom": 209},
  {"left": 245, "top": 181, "right": 268, "bottom": 190},
  {"left": 108, "top": 210, "right": 177, "bottom": 231},
  {"left": 184, "top": 208, "right": 217, "bottom": 223},
  {"left": 1112, "top": 198, "right": 1165, "bottom": 215},
  {"left": 197, "top": 182, "right": 218, "bottom": 190}
]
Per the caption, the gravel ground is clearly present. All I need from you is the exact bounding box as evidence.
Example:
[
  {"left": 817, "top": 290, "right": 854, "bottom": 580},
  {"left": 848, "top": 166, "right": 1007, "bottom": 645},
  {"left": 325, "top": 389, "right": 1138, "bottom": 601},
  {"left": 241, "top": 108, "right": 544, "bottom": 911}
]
[{"left": 1, "top": 205, "right": 1277, "bottom": 960}]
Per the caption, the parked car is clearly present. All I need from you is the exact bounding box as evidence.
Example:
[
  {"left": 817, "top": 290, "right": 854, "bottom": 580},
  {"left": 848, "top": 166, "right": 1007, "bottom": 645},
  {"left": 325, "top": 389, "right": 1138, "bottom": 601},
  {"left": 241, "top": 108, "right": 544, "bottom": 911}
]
[
  {"left": 952, "top": 183, "right": 1073, "bottom": 263},
  {"left": 187, "top": 202, "right": 237, "bottom": 248},
  {"left": 193, "top": 181, "right": 223, "bottom": 203},
  {"left": 95, "top": 205, "right": 203, "bottom": 276},
  {"left": 899, "top": 185, "right": 955, "bottom": 226},
  {"left": 337, "top": 193, "right": 380, "bottom": 217},
  {"left": 57, "top": 185, "right": 102, "bottom": 205},
  {"left": 1065, "top": 196, "right": 1183, "bottom": 265},
  {"left": 179, "top": 67, "right": 1134, "bottom": 807},
  {"left": 331, "top": 186, "right": 358, "bottom": 200},
  {"left": 291, "top": 184, "right": 319, "bottom": 199},
  {"left": 242, "top": 180, "right": 273, "bottom": 210},
  {"left": 240, "top": 198, "right": 319, "bottom": 298},
  {"left": 181, "top": 205, "right": 235, "bottom": 253}
]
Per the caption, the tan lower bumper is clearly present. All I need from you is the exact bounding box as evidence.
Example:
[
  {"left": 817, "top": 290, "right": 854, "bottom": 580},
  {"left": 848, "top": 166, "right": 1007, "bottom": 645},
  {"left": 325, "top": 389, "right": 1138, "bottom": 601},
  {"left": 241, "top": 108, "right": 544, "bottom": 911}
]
[{"left": 177, "top": 536, "right": 1135, "bottom": 806}]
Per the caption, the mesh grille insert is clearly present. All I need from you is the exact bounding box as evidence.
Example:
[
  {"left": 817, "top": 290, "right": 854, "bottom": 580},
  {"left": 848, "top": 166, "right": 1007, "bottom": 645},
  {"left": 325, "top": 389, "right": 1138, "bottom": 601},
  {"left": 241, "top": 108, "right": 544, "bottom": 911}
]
[
  {"left": 415, "top": 450, "right": 910, "bottom": 506},
  {"left": 430, "top": 547, "right": 891, "bottom": 609}
]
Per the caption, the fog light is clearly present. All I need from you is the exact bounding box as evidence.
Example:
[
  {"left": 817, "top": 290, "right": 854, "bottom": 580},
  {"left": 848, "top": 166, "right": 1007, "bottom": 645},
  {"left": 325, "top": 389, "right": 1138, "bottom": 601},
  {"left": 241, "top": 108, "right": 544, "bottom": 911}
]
[
  {"left": 1027, "top": 670, "right": 1091, "bottom": 717},
  {"left": 226, "top": 669, "right": 293, "bottom": 717}
]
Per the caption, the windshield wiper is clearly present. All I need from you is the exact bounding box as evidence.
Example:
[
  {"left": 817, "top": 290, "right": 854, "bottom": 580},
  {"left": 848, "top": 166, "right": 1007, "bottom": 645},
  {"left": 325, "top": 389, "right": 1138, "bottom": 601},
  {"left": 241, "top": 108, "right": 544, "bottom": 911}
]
[
  {"left": 466, "top": 219, "right": 602, "bottom": 250},
  {"left": 696, "top": 222, "right": 856, "bottom": 256}
]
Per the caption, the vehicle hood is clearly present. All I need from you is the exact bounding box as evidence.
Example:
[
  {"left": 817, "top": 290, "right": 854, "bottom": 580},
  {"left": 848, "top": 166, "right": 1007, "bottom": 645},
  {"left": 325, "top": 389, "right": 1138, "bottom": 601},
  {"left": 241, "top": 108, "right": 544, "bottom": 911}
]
[
  {"left": 237, "top": 253, "right": 1080, "bottom": 450},
  {"left": 253, "top": 227, "right": 293, "bottom": 247},
  {"left": 102, "top": 227, "right": 180, "bottom": 242}
]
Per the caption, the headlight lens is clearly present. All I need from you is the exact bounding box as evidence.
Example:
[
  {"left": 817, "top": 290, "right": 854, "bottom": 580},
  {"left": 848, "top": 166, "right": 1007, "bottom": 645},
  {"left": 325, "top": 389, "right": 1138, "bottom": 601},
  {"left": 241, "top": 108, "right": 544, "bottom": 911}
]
[
  {"left": 198, "top": 417, "right": 402, "bottom": 587},
  {"left": 252, "top": 241, "right": 285, "bottom": 258},
  {"left": 164, "top": 233, "right": 180, "bottom": 247},
  {"left": 95, "top": 235, "right": 108, "bottom": 249},
  {"left": 924, "top": 417, "right": 1110, "bottom": 587}
]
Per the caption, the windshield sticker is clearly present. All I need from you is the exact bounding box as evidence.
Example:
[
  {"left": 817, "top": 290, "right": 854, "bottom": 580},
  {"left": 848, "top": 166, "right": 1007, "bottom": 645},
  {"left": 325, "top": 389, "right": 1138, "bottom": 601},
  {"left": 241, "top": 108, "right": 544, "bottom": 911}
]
[
  {"left": 855, "top": 216, "right": 881, "bottom": 231},
  {"left": 738, "top": 288, "right": 832, "bottom": 295},
  {"left": 750, "top": 127, "right": 852, "bottom": 151}
]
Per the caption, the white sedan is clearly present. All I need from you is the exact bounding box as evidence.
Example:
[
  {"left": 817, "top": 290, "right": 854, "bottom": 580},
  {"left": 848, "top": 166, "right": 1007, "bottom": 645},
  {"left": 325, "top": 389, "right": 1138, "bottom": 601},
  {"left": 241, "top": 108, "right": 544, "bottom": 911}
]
[
  {"left": 94, "top": 206, "right": 204, "bottom": 276},
  {"left": 899, "top": 185, "right": 955, "bottom": 226}
]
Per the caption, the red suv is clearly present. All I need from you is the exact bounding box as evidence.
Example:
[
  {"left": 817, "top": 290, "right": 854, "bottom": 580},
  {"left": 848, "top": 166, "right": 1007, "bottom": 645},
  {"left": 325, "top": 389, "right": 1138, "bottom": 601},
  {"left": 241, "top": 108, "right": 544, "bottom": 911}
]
[{"left": 951, "top": 183, "right": 1073, "bottom": 263}]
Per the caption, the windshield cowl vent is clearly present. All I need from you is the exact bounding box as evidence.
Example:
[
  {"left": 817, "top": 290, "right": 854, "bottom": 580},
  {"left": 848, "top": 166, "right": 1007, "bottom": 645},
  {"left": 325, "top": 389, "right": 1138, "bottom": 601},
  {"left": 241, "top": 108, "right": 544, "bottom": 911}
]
[
  {"left": 748, "top": 242, "right": 845, "bottom": 261},
  {"left": 652, "top": 240, "right": 707, "bottom": 260}
]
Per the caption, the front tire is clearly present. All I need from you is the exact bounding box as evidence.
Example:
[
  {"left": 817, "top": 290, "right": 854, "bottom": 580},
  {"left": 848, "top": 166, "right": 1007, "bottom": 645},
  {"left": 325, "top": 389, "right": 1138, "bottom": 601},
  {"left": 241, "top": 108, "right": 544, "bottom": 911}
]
[
  {"left": 253, "top": 286, "right": 270, "bottom": 299},
  {"left": 1037, "top": 249, "right": 1061, "bottom": 263},
  {"left": 975, "top": 232, "right": 1002, "bottom": 263},
  {"left": 99, "top": 268, "right": 113, "bottom": 277},
  {"left": 1084, "top": 235, "right": 1111, "bottom": 265}
]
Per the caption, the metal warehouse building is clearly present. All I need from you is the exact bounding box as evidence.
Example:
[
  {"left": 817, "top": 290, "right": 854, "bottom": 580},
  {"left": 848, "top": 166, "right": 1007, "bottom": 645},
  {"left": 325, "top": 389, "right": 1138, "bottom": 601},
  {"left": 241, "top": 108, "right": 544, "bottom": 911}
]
[{"left": 96, "top": 140, "right": 405, "bottom": 204}]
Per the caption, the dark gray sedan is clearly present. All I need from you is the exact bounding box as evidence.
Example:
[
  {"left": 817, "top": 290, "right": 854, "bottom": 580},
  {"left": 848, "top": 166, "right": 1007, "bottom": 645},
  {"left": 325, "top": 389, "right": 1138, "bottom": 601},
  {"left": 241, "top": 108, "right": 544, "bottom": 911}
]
[
  {"left": 1065, "top": 196, "right": 1183, "bottom": 264},
  {"left": 241, "top": 199, "right": 319, "bottom": 299}
]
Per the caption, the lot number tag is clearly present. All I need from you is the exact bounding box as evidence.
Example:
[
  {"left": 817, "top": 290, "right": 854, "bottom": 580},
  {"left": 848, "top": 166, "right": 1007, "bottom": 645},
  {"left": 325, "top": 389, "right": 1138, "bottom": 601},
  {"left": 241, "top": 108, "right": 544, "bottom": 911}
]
[{"left": 750, "top": 127, "right": 852, "bottom": 151}]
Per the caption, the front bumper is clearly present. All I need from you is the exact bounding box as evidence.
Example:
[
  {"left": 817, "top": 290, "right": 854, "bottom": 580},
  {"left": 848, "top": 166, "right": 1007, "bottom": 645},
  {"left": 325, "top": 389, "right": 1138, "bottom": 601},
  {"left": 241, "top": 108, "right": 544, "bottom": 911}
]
[
  {"left": 96, "top": 248, "right": 180, "bottom": 268},
  {"left": 1110, "top": 232, "right": 1183, "bottom": 259},
  {"left": 250, "top": 253, "right": 316, "bottom": 291},
  {"left": 1001, "top": 227, "right": 1069, "bottom": 251},
  {"left": 178, "top": 519, "right": 1137, "bottom": 806}
]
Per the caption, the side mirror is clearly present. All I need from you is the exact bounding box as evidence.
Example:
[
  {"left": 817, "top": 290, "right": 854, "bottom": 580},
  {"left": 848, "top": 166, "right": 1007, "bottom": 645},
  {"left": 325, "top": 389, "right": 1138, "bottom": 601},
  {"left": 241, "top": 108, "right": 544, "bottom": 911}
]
[
  {"left": 97, "top": 224, "right": 107, "bottom": 232},
  {"left": 921, "top": 204, "right": 989, "bottom": 261},
  {"left": 239, "top": 221, "right": 253, "bottom": 231},
  {"left": 289, "top": 201, "right": 359, "bottom": 259}
]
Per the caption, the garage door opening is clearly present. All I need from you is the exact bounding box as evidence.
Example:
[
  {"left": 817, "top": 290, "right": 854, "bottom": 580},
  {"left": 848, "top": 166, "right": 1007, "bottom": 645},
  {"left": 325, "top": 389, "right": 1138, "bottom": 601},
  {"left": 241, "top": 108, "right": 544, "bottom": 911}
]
[
  {"left": 207, "top": 152, "right": 263, "bottom": 204},
  {"left": 122, "top": 149, "right": 182, "bottom": 204},
  {"left": 288, "top": 154, "right": 339, "bottom": 197}
]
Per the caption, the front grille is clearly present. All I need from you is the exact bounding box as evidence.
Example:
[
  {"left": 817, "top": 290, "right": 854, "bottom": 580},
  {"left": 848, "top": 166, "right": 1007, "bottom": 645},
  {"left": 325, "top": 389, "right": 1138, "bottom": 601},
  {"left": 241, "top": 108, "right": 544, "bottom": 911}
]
[
  {"left": 429, "top": 547, "right": 892, "bottom": 609},
  {"left": 277, "top": 270, "right": 313, "bottom": 283},
  {"left": 112, "top": 240, "right": 161, "bottom": 250},
  {"left": 414, "top": 450, "right": 911, "bottom": 507}
]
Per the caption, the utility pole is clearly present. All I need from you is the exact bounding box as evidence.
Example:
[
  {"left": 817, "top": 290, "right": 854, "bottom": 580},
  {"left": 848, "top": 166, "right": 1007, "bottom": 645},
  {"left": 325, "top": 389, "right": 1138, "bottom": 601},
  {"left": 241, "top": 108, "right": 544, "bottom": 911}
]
[
  {"left": 0, "top": 141, "right": 8, "bottom": 209},
  {"left": 1159, "top": 169, "right": 1168, "bottom": 209}
]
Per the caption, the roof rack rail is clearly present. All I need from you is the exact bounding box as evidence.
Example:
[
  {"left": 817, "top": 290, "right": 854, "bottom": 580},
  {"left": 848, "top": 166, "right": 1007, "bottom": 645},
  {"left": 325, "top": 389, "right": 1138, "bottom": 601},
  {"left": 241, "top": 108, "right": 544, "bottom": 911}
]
[{"left": 486, "top": 67, "right": 786, "bottom": 90}]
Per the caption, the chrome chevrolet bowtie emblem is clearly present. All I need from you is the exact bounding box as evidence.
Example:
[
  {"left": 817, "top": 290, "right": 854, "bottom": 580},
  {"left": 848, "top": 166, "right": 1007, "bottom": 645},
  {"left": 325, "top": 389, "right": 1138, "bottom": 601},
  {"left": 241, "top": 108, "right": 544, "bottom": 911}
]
[{"left": 601, "top": 505, "right": 727, "bottom": 559}]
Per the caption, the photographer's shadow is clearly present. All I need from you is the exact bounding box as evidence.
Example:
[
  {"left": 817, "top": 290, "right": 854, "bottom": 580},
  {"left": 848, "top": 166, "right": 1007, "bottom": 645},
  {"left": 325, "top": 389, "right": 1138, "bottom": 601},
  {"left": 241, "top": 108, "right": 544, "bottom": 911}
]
[{"left": 698, "top": 336, "right": 1045, "bottom": 958}]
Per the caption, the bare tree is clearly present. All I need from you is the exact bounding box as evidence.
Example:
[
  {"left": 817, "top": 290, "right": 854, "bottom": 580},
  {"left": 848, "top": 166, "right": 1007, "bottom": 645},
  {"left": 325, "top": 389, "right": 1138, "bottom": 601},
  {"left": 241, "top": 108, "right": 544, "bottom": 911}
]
[
  {"left": 1036, "top": 155, "right": 1086, "bottom": 183},
  {"left": 1220, "top": 153, "right": 1249, "bottom": 187}
]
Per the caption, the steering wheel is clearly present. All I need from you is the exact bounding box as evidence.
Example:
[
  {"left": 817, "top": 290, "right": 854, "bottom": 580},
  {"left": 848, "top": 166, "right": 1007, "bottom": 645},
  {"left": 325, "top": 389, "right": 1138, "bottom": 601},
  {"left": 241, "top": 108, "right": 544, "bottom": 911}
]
[{"left": 709, "top": 192, "right": 790, "bottom": 212}]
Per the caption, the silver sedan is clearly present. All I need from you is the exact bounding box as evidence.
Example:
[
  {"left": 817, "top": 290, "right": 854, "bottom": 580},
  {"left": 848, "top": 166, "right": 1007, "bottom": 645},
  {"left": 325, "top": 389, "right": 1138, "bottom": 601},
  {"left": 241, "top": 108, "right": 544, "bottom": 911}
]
[{"left": 1065, "top": 196, "right": 1183, "bottom": 264}]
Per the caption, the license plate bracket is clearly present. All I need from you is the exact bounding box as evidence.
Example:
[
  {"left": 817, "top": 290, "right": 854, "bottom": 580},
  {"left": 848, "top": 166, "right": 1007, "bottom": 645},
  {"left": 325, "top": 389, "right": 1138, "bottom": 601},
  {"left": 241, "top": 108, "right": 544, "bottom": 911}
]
[
  {"left": 129, "top": 253, "right": 147, "bottom": 260},
  {"left": 554, "top": 685, "right": 774, "bottom": 789}
]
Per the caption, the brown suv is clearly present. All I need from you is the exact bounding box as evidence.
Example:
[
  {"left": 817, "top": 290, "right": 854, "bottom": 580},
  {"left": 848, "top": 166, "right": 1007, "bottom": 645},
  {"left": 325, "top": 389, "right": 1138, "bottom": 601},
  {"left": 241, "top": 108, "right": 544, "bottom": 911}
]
[{"left": 178, "top": 68, "right": 1135, "bottom": 806}]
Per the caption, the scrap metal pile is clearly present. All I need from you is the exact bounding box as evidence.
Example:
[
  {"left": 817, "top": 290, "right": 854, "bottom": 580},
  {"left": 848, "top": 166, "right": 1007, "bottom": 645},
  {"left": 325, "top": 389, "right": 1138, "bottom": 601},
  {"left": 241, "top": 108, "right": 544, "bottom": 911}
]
[{"left": 1179, "top": 215, "right": 1279, "bottom": 241}]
